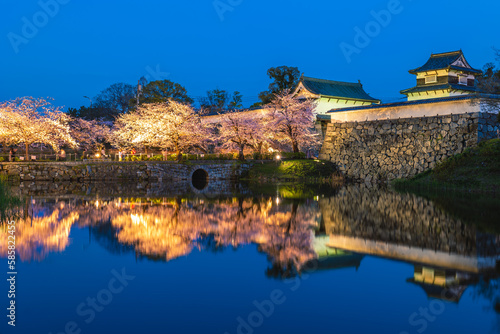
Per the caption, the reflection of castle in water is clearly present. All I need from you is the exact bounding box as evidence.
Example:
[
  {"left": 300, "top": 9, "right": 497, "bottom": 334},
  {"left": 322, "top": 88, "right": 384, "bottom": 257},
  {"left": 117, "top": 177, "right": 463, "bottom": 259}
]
[
  {"left": 407, "top": 266, "right": 472, "bottom": 303},
  {"left": 0, "top": 193, "right": 364, "bottom": 279},
  {"left": 319, "top": 184, "right": 500, "bottom": 302},
  {"left": 2, "top": 184, "right": 499, "bottom": 290},
  {"left": 308, "top": 235, "right": 364, "bottom": 272}
]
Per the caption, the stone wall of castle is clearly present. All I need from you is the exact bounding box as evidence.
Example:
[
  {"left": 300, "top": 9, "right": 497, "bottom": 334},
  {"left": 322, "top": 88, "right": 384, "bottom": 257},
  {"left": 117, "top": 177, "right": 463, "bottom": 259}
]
[{"left": 319, "top": 112, "right": 499, "bottom": 181}]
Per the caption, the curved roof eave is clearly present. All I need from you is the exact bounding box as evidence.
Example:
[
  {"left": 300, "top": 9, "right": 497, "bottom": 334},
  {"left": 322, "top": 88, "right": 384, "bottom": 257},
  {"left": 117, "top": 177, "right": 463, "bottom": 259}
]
[{"left": 316, "top": 94, "right": 381, "bottom": 103}]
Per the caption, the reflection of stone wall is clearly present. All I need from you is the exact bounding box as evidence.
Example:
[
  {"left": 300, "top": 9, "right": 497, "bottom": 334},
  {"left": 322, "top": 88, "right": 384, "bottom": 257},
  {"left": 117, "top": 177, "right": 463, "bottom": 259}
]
[
  {"left": 0, "top": 161, "right": 250, "bottom": 182},
  {"left": 319, "top": 184, "right": 498, "bottom": 257},
  {"left": 319, "top": 112, "right": 499, "bottom": 181},
  {"left": 10, "top": 181, "right": 146, "bottom": 198},
  {"left": 10, "top": 180, "right": 246, "bottom": 198}
]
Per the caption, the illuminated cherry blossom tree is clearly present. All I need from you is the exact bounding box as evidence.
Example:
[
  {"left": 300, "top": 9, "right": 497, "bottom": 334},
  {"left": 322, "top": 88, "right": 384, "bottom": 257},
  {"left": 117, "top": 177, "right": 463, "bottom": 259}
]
[
  {"left": 69, "top": 118, "right": 111, "bottom": 151},
  {"left": 0, "top": 97, "right": 77, "bottom": 160},
  {"left": 265, "top": 90, "right": 319, "bottom": 153},
  {"left": 216, "top": 110, "right": 264, "bottom": 160},
  {"left": 113, "top": 100, "right": 210, "bottom": 158}
]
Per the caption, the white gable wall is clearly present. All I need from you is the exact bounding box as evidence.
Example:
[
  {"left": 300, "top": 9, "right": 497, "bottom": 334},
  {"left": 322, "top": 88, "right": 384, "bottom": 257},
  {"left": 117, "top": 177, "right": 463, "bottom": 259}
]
[
  {"left": 327, "top": 99, "right": 483, "bottom": 123},
  {"left": 314, "top": 97, "right": 375, "bottom": 115}
]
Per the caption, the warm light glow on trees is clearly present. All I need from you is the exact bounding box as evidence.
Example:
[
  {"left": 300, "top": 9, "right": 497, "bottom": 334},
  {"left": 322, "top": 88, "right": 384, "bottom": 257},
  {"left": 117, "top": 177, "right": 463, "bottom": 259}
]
[
  {"left": 113, "top": 100, "right": 210, "bottom": 157},
  {"left": 0, "top": 97, "right": 77, "bottom": 159},
  {"left": 68, "top": 118, "right": 111, "bottom": 151},
  {"left": 266, "top": 90, "right": 319, "bottom": 153},
  {"left": 216, "top": 110, "right": 265, "bottom": 160},
  {"left": 0, "top": 92, "right": 321, "bottom": 160}
]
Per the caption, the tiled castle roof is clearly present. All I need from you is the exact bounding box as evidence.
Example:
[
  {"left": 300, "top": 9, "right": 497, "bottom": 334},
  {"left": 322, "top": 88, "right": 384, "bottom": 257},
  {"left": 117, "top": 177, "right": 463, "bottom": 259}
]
[
  {"left": 300, "top": 76, "right": 380, "bottom": 103},
  {"left": 409, "top": 50, "right": 482, "bottom": 75}
]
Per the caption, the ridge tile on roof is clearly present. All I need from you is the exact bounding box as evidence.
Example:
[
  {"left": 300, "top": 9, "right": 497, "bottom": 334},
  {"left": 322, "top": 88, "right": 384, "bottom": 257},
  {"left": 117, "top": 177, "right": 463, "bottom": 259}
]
[
  {"left": 300, "top": 76, "right": 380, "bottom": 103},
  {"left": 409, "top": 50, "right": 482, "bottom": 74}
]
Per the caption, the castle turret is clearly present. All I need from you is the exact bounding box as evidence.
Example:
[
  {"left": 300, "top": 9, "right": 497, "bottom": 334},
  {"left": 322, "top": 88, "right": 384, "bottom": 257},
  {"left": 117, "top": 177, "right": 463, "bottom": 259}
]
[{"left": 401, "top": 50, "right": 482, "bottom": 101}]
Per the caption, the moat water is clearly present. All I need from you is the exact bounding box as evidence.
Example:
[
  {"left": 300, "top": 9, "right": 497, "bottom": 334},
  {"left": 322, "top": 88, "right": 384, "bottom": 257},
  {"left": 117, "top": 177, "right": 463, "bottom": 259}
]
[{"left": 1, "top": 181, "right": 499, "bottom": 334}]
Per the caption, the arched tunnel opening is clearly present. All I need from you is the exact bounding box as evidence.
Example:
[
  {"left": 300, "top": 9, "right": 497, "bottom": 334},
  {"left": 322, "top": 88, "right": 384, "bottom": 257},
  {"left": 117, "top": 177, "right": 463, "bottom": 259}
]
[{"left": 192, "top": 169, "right": 209, "bottom": 190}]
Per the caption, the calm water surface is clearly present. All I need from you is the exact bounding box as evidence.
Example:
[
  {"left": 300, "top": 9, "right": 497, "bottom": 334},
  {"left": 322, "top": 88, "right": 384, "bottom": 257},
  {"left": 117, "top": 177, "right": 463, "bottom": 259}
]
[{"left": 1, "top": 182, "right": 499, "bottom": 334}]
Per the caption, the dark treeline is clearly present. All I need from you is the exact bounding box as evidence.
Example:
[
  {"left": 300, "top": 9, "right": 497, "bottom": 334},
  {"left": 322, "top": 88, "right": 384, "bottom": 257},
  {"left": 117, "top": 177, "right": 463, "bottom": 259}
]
[{"left": 67, "top": 66, "right": 303, "bottom": 121}]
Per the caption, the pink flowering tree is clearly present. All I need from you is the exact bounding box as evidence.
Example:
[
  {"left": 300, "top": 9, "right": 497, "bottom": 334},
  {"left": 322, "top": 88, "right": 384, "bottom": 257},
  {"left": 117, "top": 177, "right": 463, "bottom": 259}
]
[
  {"left": 68, "top": 118, "right": 112, "bottom": 152},
  {"left": 112, "top": 100, "right": 210, "bottom": 159},
  {"left": 0, "top": 97, "right": 76, "bottom": 160},
  {"left": 265, "top": 90, "right": 319, "bottom": 153},
  {"left": 216, "top": 110, "right": 265, "bottom": 160}
]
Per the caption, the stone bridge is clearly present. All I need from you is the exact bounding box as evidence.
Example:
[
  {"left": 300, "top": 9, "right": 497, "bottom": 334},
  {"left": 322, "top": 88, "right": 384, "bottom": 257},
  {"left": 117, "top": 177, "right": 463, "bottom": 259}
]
[{"left": 0, "top": 161, "right": 251, "bottom": 188}]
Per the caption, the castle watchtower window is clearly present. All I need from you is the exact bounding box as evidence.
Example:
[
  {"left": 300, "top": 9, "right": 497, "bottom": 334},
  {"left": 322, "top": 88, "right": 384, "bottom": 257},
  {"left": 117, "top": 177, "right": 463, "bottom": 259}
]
[
  {"left": 458, "top": 75, "right": 468, "bottom": 85},
  {"left": 425, "top": 75, "right": 437, "bottom": 84}
]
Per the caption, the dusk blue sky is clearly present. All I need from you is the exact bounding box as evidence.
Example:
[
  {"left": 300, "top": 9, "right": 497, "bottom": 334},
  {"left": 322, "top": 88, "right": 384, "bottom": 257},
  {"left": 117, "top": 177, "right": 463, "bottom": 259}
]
[{"left": 1, "top": 0, "right": 499, "bottom": 110}]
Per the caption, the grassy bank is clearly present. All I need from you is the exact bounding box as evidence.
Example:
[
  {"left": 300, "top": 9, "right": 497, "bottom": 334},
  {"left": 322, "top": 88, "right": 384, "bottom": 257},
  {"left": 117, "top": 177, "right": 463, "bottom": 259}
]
[
  {"left": 393, "top": 139, "right": 500, "bottom": 192},
  {"left": 244, "top": 160, "right": 340, "bottom": 182}
]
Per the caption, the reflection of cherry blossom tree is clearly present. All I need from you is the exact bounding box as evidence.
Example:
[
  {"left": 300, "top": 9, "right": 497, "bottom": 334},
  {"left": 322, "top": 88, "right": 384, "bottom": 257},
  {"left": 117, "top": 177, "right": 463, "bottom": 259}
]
[
  {"left": 0, "top": 197, "right": 319, "bottom": 274},
  {"left": 0, "top": 97, "right": 77, "bottom": 159},
  {"left": 0, "top": 201, "right": 79, "bottom": 261},
  {"left": 260, "top": 202, "right": 318, "bottom": 278}
]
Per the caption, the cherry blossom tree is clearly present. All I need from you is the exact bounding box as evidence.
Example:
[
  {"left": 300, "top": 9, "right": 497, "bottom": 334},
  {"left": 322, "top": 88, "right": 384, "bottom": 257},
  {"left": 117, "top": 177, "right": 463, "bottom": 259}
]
[
  {"left": 0, "top": 97, "right": 76, "bottom": 160},
  {"left": 244, "top": 111, "right": 273, "bottom": 155},
  {"left": 113, "top": 100, "right": 210, "bottom": 159},
  {"left": 109, "top": 109, "right": 144, "bottom": 151},
  {"left": 265, "top": 90, "right": 319, "bottom": 153},
  {"left": 68, "top": 118, "right": 111, "bottom": 151},
  {"left": 216, "top": 110, "right": 264, "bottom": 160}
]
